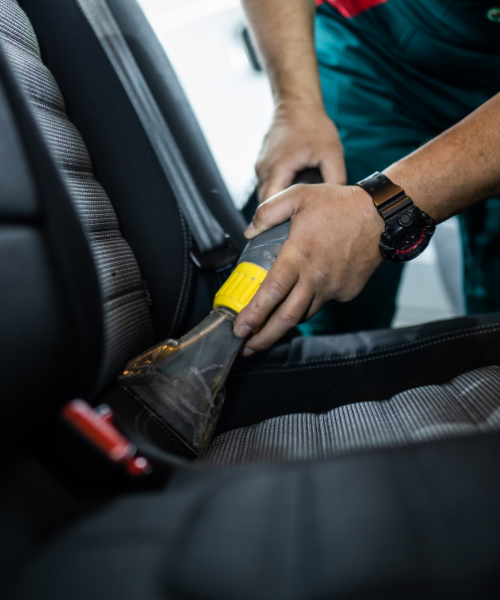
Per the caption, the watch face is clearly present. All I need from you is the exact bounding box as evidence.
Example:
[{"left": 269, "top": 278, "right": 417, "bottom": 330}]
[{"left": 380, "top": 211, "right": 435, "bottom": 263}]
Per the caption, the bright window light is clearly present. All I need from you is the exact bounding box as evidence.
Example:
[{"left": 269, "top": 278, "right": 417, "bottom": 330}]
[{"left": 150, "top": 0, "right": 241, "bottom": 33}]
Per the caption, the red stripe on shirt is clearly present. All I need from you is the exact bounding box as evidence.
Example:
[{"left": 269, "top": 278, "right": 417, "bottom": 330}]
[{"left": 316, "top": 0, "right": 388, "bottom": 18}]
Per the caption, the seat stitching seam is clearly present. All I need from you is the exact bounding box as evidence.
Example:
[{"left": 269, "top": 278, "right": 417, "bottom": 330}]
[
  {"left": 230, "top": 322, "right": 500, "bottom": 372},
  {"left": 228, "top": 325, "right": 500, "bottom": 377}
]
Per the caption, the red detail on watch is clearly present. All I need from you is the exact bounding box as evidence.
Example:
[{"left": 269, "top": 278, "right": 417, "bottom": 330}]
[
  {"left": 62, "top": 399, "right": 151, "bottom": 477},
  {"left": 394, "top": 231, "right": 427, "bottom": 256},
  {"left": 315, "top": 0, "right": 388, "bottom": 18}
]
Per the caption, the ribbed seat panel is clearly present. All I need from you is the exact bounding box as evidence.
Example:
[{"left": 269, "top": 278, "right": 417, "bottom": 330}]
[
  {"left": 0, "top": 0, "right": 154, "bottom": 385},
  {"left": 199, "top": 365, "right": 500, "bottom": 466}
]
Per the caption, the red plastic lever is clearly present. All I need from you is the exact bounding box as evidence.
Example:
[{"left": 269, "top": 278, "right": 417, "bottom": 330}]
[{"left": 62, "top": 399, "right": 151, "bottom": 477}]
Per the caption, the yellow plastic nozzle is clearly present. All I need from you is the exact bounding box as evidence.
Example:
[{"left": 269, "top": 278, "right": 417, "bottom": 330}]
[{"left": 213, "top": 262, "right": 268, "bottom": 313}]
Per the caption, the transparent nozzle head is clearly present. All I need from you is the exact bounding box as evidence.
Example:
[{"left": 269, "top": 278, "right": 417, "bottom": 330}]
[{"left": 117, "top": 307, "right": 243, "bottom": 455}]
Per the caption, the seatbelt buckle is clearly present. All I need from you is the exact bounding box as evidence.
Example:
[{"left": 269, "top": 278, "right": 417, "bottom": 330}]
[
  {"left": 189, "top": 234, "right": 239, "bottom": 272},
  {"left": 61, "top": 399, "right": 152, "bottom": 477}
]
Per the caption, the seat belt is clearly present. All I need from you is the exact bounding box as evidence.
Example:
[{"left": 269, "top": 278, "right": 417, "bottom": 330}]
[{"left": 76, "top": 0, "right": 238, "bottom": 272}]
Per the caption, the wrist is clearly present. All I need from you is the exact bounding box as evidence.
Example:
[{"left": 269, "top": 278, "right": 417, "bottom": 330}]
[
  {"left": 350, "top": 185, "right": 385, "bottom": 262},
  {"left": 351, "top": 184, "right": 385, "bottom": 230},
  {"left": 274, "top": 94, "right": 325, "bottom": 115},
  {"left": 383, "top": 163, "right": 440, "bottom": 223}
]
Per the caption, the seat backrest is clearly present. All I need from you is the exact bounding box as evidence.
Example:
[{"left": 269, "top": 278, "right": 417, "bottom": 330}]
[
  {"left": 0, "top": 0, "right": 244, "bottom": 443},
  {"left": 20, "top": 0, "right": 246, "bottom": 338},
  {"left": 1, "top": 0, "right": 155, "bottom": 391}
]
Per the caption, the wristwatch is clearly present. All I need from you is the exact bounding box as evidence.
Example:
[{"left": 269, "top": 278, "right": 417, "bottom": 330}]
[{"left": 356, "top": 172, "right": 435, "bottom": 263}]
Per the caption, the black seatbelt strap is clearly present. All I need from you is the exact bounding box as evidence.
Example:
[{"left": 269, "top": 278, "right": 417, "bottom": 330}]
[{"left": 76, "top": 0, "right": 237, "bottom": 270}]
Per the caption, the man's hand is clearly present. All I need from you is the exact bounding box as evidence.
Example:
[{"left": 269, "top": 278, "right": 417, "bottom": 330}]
[
  {"left": 256, "top": 100, "right": 347, "bottom": 202},
  {"left": 240, "top": 0, "right": 344, "bottom": 200},
  {"left": 234, "top": 184, "right": 384, "bottom": 355},
  {"left": 236, "top": 89, "right": 500, "bottom": 356}
]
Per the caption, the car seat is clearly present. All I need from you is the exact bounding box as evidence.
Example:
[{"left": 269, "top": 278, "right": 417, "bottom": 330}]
[{"left": 1, "top": 0, "right": 500, "bottom": 598}]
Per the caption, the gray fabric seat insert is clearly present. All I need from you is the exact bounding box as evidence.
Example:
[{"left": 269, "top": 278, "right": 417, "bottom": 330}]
[
  {"left": 0, "top": 0, "right": 154, "bottom": 387},
  {"left": 198, "top": 365, "right": 500, "bottom": 466}
]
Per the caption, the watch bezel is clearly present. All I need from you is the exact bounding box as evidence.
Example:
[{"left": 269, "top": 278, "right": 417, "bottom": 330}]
[{"left": 379, "top": 210, "right": 436, "bottom": 263}]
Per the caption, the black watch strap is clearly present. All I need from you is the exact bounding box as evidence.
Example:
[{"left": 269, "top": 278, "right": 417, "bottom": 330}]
[
  {"left": 356, "top": 172, "right": 414, "bottom": 221},
  {"left": 356, "top": 172, "right": 436, "bottom": 263}
]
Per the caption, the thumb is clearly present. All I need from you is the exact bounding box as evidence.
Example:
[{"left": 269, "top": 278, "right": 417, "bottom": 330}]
[{"left": 245, "top": 186, "right": 302, "bottom": 239}]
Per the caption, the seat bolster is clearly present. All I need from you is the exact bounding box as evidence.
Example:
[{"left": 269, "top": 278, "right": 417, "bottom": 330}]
[{"left": 105, "top": 0, "right": 247, "bottom": 252}]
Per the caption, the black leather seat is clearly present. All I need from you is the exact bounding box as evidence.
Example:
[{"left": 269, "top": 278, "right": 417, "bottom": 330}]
[
  {"left": 12, "top": 431, "right": 500, "bottom": 600},
  {"left": 1, "top": 1, "right": 500, "bottom": 598}
]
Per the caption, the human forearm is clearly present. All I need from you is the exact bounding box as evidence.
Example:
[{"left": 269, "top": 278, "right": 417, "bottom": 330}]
[
  {"left": 242, "top": 0, "right": 346, "bottom": 198},
  {"left": 241, "top": 0, "right": 322, "bottom": 108},
  {"left": 234, "top": 93, "right": 500, "bottom": 353},
  {"left": 384, "top": 92, "right": 500, "bottom": 223}
]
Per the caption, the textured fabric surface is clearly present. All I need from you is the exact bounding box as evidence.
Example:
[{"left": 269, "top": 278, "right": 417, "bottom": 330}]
[
  {"left": 20, "top": 0, "right": 194, "bottom": 343},
  {"left": 218, "top": 313, "right": 500, "bottom": 435},
  {"left": 0, "top": 0, "right": 154, "bottom": 386},
  {"left": 199, "top": 365, "right": 500, "bottom": 466}
]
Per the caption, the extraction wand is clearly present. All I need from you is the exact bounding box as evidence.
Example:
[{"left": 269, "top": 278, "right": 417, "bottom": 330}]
[{"left": 118, "top": 221, "right": 291, "bottom": 455}]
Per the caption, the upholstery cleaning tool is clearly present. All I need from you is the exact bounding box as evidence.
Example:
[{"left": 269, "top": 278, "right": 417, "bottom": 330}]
[{"left": 117, "top": 222, "right": 290, "bottom": 455}]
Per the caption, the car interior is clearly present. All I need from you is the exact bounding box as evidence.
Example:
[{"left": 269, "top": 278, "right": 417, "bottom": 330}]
[{"left": 1, "top": 0, "right": 500, "bottom": 598}]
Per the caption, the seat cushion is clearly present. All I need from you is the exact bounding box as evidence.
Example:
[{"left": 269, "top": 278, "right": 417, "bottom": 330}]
[
  {"left": 10, "top": 314, "right": 500, "bottom": 599},
  {"left": 199, "top": 365, "right": 500, "bottom": 466},
  {"left": 8, "top": 315, "right": 500, "bottom": 599},
  {"left": 9, "top": 431, "right": 500, "bottom": 600},
  {"left": 205, "top": 312, "right": 500, "bottom": 467},
  {"left": 217, "top": 312, "right": 500, "bottom": 434}
]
